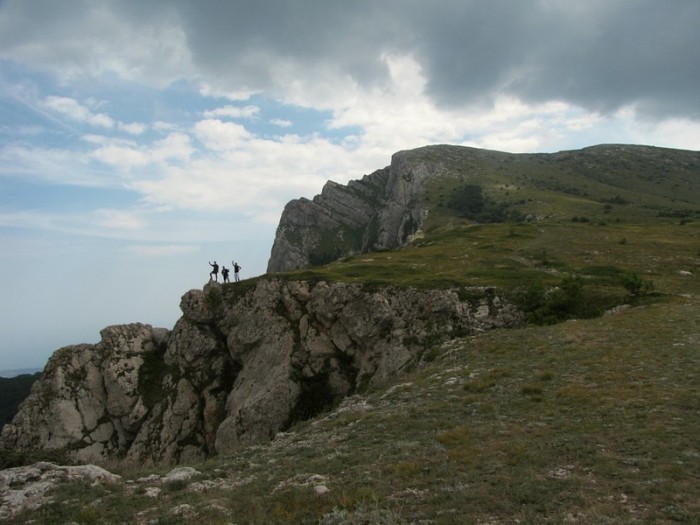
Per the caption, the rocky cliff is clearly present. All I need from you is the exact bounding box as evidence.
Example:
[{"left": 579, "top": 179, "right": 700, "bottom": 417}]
[
  {"left": 1, "top": 279, "right": 523, "bottom": 464},
  {"left": 267, "top": 149, "right": 434, "bottom": 273}
]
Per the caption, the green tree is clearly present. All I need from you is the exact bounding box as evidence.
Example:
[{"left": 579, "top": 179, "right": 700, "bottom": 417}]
[{"left": 447, "top": 184, "right": 486, "bottom": 219}]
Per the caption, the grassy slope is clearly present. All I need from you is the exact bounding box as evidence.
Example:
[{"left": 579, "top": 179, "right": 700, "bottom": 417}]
[{"left": 14, "top": 145, "right": 700, "bottom": 524}]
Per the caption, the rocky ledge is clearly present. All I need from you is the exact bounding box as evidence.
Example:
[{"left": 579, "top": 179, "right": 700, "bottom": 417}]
[{"left": 1, "top": 278, "right": 523, "bottom": 465}]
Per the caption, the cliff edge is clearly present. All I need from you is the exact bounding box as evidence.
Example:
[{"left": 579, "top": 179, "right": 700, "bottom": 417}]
[
  {"left": 267, "top": 149, "right": 434, "bottom": 272},
  {"left": 0, "top": 279, "right": 523, "bottom": 464}
]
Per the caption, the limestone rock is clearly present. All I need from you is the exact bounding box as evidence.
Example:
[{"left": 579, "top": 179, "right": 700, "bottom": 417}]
[
  {"left": 1, "top": 279, "right": 523, "bottom": 464},
  {"left": 267, "top": 148, "right": 431, "bottom": 273},
  {"left": 0, "top": 462, "right": 120, "bottom": 521},
  {"left": 162, "top": 466, "right": 201, "bottom": 483},
  {"left": 0, "top": 323, "right": 170, "bottom": 463}
]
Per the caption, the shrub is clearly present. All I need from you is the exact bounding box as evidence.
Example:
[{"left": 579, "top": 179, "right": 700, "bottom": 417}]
[
  {"left": 516, "top": 274, "right": 591, "bottom": 325},
  {"left": 0, "top": 447, "right": 74, "bottom": 469},
  {"left": 620, "top": 272, "right": 654, "bottom": 297},
  {"left": 446, "top": 183, "right": 521, "bottom": 223},
  {"left": 447, "top": 183, "right": 486, "bottom": 218},
  {"left": 319, "top": 506, "right": 403, "bottom": 525}
]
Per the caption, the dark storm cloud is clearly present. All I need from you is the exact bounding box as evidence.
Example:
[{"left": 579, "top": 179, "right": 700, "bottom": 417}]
[
  {"left": 2, "top": 0, "right": 699, "bottom": 120},
  {"left": 165, "top": 0, "right": 700, "bottom": 119},
  {"left": 401, "top": 0, "right": 700, "bottom": 119},
  {"left": 167, "top": 0, "right": 404, "bottom": 91}
]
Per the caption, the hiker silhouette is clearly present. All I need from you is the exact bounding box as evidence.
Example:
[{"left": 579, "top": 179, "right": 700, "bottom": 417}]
[{"left": 209, "top": 261, "right": 219, "bottom": 281}]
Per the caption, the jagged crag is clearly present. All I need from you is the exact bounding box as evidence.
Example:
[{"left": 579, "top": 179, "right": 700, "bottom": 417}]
[
  {"left": 267, "top": 150, "right": 430, "bottom": 272},
  {"left": 3, "top": 144, "right": 700, "bottom": 466}
]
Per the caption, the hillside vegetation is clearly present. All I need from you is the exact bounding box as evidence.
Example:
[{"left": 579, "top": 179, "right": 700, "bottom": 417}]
[
  {"left": 8, "top": 144, "right": 700, "bottom": 524},
  {"left": 0, "top": 374, "right": 40, "bottom": 432}
]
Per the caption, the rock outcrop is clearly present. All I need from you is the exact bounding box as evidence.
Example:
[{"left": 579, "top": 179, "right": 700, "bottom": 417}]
[
  {"left": 267, "top": 149, "right": 434, "bottom": 273},
  {"left": 0, "top": 323, "right": 169, "bottom": 462},
  {"left": 1, "top": 279, "right": 523, "bottom": 464},
  {"left": 0, "top": 462, "right": 121, "bottom": 521}
]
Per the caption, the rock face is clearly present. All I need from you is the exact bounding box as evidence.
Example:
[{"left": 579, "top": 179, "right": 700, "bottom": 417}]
[
  {"left": 267, "top": 149, "right": 434, "bottom": 273},
  {"left": 0, "top": 323, "right": 169, "bottom": 463},
  {"left": 1, "top": 279, "right": 523, "bottom": 464}
]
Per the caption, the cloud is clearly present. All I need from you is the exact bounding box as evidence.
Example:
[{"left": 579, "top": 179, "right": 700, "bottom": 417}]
[
  {"left": 93, "top": 208, "right": 147, "bottom": 231},
  {"left": 153, "top": 121, "right": 179, "bottom": 133},
  {"left": 203, "top": 105, "right": 260, "bottom": 119},
  {"left": 91, "top": 143, "right": 150, "bottom": 170},
  {"left": 270, "top": 119, "right": 292, "bottom": 128},
  {"left": 151, "top": 132, "right": 194, "bottom": 163},
  {"left": 0, "top": 208, "right": 53, "bottom": 230},
  {"left": 0, "top": 144, "right": 112, "bottom": 187},
  {"left": 2, "top": 1, "right": 697, "bottom": 123},
  {"left": 119, "top": 121, "right": 147, "bottom": 134},
  {"left": 43, "top": 95, "right": 114, "bottom": 128},
  {"left": 41, "top": 96, "right": 146, "bottom": 136},
  {"left": 87, "top": 132, "right": 193, "bottom": 172},
  {"left": 2, "top": 1, "right": 699, "bottom": 233},
  {"left": 0, "top": 0, "right": 192, "bottom": 86},
  {"left": 403, "top": 1, "right": 700, "bottom": 121},
  {"left": 131, "top": 123, "right": 377, "bottom": 220},
  {"left": 193, "top": 119, "right": 252, "bottom": 151},
  {"left": 0, "top": 207, "right": 146, "bottom": 237}
]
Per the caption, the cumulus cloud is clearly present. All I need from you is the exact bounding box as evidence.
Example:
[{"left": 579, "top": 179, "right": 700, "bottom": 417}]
[
  {"left": 193, "top": 119, "right": 252, "bottom": 150},
  {"left": 91, "top": 143, "right": 150, "bottom": 170},
  {"left": 87, "top": 132, "right": 193, "bottom": 171},
  {"left": 131, "top": 131, "right": 364, "bottom": 220},
  {"left": 151, "top": 132, "right": 194, "bottom": 163}
]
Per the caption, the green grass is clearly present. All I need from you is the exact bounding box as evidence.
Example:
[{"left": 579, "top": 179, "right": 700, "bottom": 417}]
[{"left": 279, "top": 218, "right": 698, "bottom": 324}]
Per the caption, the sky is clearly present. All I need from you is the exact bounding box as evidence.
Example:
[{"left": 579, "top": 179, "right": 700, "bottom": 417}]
[{"left": 1, "top": 0, "right": 699, "bottom": 371}]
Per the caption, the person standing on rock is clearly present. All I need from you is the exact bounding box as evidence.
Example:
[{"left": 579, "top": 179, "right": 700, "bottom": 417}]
[
  {"left": 233, "top": 261, "right": 242, "bottom": 282},
  {"left": 222, "top": 266, "right": 230, "bottom": 283},
  {"left": 209, "top": 261, "right": 219, "bottom": 281}
]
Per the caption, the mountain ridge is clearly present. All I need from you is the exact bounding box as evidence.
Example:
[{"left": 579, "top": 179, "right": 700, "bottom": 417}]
[{"left": 267, "top": 143, "right": 700, "bottom": 273}]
